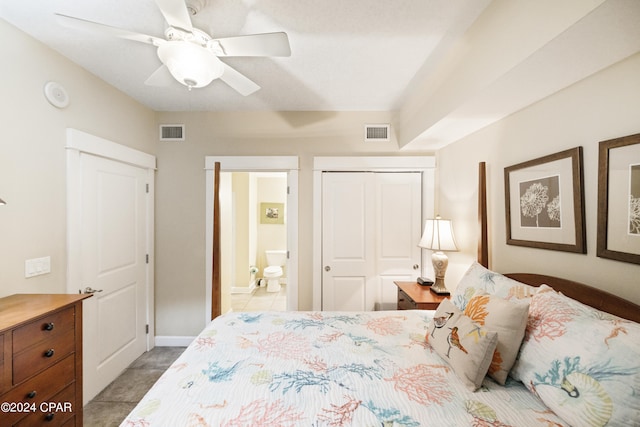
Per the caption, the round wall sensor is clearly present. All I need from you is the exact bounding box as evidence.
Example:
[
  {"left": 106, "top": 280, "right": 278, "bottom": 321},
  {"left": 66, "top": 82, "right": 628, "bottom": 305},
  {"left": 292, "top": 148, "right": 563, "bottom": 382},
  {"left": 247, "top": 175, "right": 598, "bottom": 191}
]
[{"left": 44, "top": 81, "right": 69, "bottom": 108}]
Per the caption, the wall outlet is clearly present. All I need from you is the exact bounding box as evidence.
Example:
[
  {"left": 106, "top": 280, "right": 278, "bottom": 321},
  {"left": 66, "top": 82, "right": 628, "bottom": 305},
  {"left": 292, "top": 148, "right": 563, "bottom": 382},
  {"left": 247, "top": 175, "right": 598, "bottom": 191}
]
[{"left": 25, "top": 256, "right": 51, "bottom": 278}]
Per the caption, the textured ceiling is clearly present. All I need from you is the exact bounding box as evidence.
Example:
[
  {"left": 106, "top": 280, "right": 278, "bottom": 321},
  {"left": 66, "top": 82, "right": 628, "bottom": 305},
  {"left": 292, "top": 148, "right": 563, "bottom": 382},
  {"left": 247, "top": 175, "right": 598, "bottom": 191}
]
[
  {"left": 2, "top": 1, "right": 640, "bottom": 150},
  {"left": 0, "top": 0, "right": 490, "bottom": 112}
]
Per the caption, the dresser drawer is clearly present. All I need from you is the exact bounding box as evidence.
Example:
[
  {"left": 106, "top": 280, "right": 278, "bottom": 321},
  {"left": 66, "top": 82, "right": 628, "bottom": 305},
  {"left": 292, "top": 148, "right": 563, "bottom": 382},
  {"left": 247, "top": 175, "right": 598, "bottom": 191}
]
[
  {"left": 0, "top": 334, "right": 6, "bottom": 394},
  {"left": 397, "top": 289, "right": 417, "bottom": 310},
  {"left": 13, "top": 329, "right": 75, "bottom": 384},
  {"left": 3, "top": 355, "right": 75, "bottom": 405},
  {"left": 1, "top": 356, "right": 75, "bottom": 426},
  {"left": 14, "top": 383, "right": 75, "bottom": 427},
  {"left": 12, "top": 307, "right": 75, "bottom": 354}
]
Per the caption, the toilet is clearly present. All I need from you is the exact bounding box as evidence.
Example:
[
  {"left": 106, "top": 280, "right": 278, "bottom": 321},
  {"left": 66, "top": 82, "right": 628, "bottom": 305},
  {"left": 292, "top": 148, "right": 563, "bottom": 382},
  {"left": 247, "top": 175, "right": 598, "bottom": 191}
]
[{"left": 264, "top": 250, "right": 286, "bottom": 293}]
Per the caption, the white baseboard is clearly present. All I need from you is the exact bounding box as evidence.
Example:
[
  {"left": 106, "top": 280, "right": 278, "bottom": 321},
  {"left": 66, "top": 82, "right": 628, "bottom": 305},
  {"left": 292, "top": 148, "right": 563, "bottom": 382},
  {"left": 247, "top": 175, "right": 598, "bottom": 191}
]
[
  {"left": 155, "top": 336, "right": 195, "bottom": 347},
  {"left": 231, "top": 281, "right": 257, "bottom": 294}
]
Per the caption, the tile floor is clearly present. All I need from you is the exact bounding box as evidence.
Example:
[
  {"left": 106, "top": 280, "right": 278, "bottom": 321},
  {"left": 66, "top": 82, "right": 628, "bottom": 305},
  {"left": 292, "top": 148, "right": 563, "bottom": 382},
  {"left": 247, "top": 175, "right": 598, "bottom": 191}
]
[
  {"left": 83, "top": 347, "right": 185, "bottom": 426},
  {"left": 230, "top": 283, "right": 287, "bottom": 312},
  {"left": 83, "top": 284, "right": 286, "bottom": 425}
]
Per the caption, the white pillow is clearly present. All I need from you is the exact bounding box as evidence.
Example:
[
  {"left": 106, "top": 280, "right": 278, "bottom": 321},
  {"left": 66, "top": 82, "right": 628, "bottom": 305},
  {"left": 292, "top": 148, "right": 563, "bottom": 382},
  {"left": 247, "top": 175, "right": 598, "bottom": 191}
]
[
  {"left": 463, "top": 293, "right": 529, "bottom": 385},
  {"left": 452, "top": 262, "right": 537, "bottom": 310},
  {"left": 511, "top": 285, "right": 640, "bottom": 426},
  {"left": 426, "top": 299, "right": 498, "bottom": 391}
]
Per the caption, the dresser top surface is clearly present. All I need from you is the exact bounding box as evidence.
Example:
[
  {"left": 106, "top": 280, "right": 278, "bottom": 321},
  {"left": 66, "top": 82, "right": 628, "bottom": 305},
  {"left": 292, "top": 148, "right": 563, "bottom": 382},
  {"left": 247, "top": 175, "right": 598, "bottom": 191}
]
[
  {"left": 394, "top": 281, "right": 449, "bottom": 304},
  {"left": 0, "top": 294, "right": 91, "bottom": 332}
]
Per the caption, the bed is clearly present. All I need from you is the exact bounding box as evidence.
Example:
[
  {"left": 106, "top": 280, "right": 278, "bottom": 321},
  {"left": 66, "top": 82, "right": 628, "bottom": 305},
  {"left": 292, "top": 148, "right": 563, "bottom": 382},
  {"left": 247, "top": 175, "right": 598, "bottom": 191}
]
[{"left": 121, "top": 164, "right": 640, "bottom": 427}]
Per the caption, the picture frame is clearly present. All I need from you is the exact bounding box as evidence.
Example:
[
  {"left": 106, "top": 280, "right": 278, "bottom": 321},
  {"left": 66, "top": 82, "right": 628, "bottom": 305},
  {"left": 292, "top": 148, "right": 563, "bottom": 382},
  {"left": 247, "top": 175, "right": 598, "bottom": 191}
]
[
  {"left": 504, "top": 147, "right": 586, "bottom": 253},
  {"left": 260, "top": 202, "right": 285, "bottom": 224},
  {"left": 597, "top": 133, "right": 640, "bottom": 264}
]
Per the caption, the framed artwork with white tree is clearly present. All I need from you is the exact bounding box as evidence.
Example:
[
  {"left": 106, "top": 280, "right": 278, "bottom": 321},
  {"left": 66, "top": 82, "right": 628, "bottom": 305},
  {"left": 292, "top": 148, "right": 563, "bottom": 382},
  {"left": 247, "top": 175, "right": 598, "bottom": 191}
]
[
  {"left": 504, "top": 147, "right": 586, "bottom": 253},
  {"left": 597, "top": 133, "right": 640, "bottom": 264}
]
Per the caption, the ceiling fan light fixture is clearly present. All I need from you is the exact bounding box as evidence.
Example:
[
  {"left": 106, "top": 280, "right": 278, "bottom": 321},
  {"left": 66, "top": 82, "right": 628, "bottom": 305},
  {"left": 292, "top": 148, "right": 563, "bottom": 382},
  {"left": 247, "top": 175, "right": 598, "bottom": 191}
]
[{"left": 157, "top": 41, "right": 224, "bottom": 89}]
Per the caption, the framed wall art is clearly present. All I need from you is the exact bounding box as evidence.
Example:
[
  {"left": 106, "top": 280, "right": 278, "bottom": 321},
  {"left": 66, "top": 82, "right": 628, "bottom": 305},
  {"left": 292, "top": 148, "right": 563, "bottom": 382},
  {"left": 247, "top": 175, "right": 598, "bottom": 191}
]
[
  {"left": 504, "top": 147, "right": 586, "bottom": 253},
  {"left": 597, "top": 133, "right": 640, "bottom": 264},
  {"left": 260, "top": 202, "right": 285, "bottom": 224}
]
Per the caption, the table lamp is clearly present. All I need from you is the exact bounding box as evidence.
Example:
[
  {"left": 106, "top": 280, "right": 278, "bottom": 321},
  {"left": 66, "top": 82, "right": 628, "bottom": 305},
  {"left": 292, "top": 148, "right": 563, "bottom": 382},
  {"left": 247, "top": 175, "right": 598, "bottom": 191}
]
[{"left": 418, "top": 216, "right": 458, "bottom": 295}]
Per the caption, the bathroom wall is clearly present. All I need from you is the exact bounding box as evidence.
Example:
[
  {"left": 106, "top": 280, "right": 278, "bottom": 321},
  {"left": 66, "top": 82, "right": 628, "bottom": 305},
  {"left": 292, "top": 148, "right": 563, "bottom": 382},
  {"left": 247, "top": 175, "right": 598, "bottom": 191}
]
[
  {"left": 232, "top": 172, "right": 251, "bottom": 288},
  {"left": 256, "top": 174, "right": 288, "bottom": 278}
]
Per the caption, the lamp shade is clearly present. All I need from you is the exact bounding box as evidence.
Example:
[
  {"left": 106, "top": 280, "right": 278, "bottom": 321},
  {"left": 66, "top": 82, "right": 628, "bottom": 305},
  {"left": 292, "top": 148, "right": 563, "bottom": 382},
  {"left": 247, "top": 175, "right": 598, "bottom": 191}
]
[
  {"left": 418, "top": 216, "right": 458, "bottom": 252},
  {"left": 157, "top": 41, "right": 224, "bottom": 89}
]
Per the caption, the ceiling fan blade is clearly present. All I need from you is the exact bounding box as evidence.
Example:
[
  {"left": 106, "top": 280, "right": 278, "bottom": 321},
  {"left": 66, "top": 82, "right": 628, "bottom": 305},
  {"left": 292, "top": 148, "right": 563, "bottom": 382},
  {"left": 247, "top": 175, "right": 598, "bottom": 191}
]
[
  {"left": 153, "top": 0, "right": 193, "bottom": 32},
  {"left": 212, "top": 32, "right": 291, "bottom": 57},
  {"left": 219, "top": 64, "right": 260, "bottom": 96},
  {"left": 144, "top": 65, "right": 175, "bottom": 87},
  {"left": 55, "top": 13, "right": 164, "bottom": 46}
]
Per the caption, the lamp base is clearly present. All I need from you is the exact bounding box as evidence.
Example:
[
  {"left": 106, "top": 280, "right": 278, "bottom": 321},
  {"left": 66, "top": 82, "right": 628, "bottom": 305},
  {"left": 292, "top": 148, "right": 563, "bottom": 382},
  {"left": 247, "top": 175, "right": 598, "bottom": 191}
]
[
  {"left": 430, "top": 252, "right": 450, "bottom": 295},
  {"left": 429, "top": 278, "right": 450, "bottom": 295}
]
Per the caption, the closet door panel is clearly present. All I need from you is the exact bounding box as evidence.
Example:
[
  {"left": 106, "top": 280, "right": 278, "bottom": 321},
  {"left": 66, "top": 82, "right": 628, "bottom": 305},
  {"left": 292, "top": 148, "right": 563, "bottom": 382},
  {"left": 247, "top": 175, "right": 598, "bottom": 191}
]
[
  {"left": 376, "top": 173, "right": 422, "bottom": 310},
  {"left": 321, "top": 173, "right": 375, "bottom": 311}
]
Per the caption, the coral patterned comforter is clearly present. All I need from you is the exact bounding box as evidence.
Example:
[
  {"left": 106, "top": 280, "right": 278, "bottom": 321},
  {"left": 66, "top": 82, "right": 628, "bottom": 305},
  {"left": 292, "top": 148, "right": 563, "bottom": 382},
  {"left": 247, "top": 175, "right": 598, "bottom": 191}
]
[{"left": 120, "top": 310, "right": 567, "bottom": 426}]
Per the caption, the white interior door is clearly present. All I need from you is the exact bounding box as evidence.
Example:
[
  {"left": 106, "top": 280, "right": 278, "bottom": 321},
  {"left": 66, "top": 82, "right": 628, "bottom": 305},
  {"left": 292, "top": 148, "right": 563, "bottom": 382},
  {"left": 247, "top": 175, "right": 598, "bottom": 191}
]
[
  {"left": 322, "top": 173, "right": 375, "bottom": 311},
  {"left": 322, "top": 172, "right": 422, "bottom": 311},
  {"left": 76, "top": 153, "right": 149, "bottom": 403},
  {"left": 376, "top": 173, "right": 422, "bottom": 309}
]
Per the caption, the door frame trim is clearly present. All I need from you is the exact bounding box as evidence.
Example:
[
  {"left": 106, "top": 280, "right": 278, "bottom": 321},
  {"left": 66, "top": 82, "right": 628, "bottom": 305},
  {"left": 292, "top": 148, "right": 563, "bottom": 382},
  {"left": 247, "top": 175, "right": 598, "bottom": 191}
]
[
  {"left": 65, "top": 128, "right": 156, "bottom": 352},
  {"left": 205, "top": 156, "right": 299, "bottom": 323},
  {"left": 312, "top": 156, "right": 436, "bottom": 310}
]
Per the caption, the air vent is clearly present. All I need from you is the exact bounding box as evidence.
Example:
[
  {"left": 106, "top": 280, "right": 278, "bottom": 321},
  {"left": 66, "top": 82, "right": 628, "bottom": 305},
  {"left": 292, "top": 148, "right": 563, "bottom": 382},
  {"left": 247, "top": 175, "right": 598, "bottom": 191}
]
[
  {"left": 160, "top": 124, "right": 185, "bottom": 141},
  {"left": 364, "top": 124, "right": 390, "bottom": 142}
]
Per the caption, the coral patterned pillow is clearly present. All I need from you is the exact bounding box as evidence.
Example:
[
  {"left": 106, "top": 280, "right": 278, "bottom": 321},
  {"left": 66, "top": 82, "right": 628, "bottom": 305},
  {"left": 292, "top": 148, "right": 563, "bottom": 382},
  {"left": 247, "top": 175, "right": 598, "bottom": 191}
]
[
  {"left": 510, "top": 285, "right": 640, "bottom": 426},
  {"left": 463, "top": 294, "right": 529, "bottom": 385},
  {"left": 453, "top": 262, "right": 537, "bottom": 310},
  {"left": 426, "top": 299, "right": 498, "bottom": 391}
]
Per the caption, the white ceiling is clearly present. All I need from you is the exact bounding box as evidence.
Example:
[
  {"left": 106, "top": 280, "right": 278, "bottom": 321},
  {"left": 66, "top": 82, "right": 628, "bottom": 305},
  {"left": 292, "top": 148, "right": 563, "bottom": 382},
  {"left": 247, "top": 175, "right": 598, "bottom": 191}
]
[
  {"left": 2, "top": 0, "right": 640, "bottom": 149},
  {"left": 0, "top": 0, "right": 490, "bottom": 112}
]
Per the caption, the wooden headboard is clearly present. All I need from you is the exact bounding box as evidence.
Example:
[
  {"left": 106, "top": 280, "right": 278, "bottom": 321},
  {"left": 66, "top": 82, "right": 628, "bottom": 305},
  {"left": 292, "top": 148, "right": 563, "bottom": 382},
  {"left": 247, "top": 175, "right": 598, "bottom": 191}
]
[{"left": 477, "top": 162, "right": 640, "bottom": 323}]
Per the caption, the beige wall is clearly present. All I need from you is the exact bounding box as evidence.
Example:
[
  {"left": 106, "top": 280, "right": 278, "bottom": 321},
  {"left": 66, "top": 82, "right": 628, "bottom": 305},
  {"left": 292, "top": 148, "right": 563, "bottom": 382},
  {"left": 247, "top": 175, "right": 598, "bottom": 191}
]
[
  {"left": 0, "top": 20, "right": 156, "bottom": 298},
  {"left": 436, "top": 52, "right": 640, "bottom": 305},
  {"left": 154, "top": 111, "right": 426, "bottom": 335},
  {"left": 232, "top": 172, "right": 251, "bottom": 288}
]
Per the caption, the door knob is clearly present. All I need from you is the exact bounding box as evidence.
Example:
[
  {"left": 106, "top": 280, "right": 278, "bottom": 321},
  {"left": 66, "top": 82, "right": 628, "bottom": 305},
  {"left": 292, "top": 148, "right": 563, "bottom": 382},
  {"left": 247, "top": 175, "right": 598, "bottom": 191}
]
[
  {"left": 83, "top": 286, "right": 103, "bottom": 294},
  {"left": 324, "top": 266, "right": 331, "bottom": 272},
  {"left": 413, "top": 264, "right": 419, "bottom": 270}
]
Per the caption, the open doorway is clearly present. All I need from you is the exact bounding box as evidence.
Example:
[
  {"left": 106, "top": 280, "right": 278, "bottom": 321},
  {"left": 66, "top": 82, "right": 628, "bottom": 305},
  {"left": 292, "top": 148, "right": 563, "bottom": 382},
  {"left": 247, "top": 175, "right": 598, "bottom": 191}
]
[
  {"left": 221, "top": 171, "right": 288, "bottom": 312},
  {"left": 205, "top": 156, "right": 299, "bottom": 322}
]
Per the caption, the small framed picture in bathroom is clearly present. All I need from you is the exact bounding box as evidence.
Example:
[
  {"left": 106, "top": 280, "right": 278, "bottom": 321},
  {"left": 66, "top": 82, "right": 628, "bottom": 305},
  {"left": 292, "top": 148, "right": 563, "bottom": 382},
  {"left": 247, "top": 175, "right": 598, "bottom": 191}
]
[{"left": 260, "top": 202, "right": 285, "bottom": 224}]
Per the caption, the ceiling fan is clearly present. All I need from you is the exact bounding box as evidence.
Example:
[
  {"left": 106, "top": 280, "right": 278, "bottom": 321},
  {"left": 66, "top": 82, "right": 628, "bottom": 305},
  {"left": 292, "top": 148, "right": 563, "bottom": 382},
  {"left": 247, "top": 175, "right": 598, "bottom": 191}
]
[{"left": 55, "top": 0, "right": 291, "bottom": 95}]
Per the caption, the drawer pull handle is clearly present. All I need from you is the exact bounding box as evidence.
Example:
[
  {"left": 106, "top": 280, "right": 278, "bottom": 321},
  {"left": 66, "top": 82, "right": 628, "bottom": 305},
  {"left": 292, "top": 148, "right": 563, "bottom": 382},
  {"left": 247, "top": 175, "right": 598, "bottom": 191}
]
[
  {"left": 27, "top": 391, "right": 37, "bottom": 399},
  {"left": 44, "top": 322, "right": 55, "bottom": 331},
  {"left": 45, "top": 413, "right": 55, "bottom": 422},
  {"left": 44, "top": 348, "right": 55, "bottom": 358}
]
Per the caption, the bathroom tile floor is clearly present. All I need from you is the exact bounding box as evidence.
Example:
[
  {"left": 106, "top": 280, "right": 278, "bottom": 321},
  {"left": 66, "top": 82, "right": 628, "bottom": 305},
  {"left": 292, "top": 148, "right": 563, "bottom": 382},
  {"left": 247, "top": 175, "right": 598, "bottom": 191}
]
[{"left": 231, "top": 283, "right": 287, "bottom": 312}]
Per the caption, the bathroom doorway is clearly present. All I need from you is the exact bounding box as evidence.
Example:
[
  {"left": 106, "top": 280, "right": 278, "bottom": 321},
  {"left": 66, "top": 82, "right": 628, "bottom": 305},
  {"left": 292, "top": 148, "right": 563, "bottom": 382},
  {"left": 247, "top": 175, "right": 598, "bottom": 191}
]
[
  {"left": 222, "top": 171, "right": 288, "bottom": 312},
  {"left": 205, "top": 156, "right": 299, "bottom": 322}
]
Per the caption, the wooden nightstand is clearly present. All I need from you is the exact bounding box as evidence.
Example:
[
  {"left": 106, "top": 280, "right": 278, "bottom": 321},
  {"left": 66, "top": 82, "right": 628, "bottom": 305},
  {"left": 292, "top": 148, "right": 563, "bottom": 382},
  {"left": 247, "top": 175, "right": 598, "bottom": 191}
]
[{"left": 394, "top": 281, "right": 449, "bottom": 310}]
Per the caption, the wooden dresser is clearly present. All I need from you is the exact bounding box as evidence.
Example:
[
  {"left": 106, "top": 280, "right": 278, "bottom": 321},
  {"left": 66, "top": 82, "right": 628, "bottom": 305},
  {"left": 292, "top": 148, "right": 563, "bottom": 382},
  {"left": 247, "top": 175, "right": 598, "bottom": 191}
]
[{"left": 0, "top": 294, "right": 90, "bottom": 426}]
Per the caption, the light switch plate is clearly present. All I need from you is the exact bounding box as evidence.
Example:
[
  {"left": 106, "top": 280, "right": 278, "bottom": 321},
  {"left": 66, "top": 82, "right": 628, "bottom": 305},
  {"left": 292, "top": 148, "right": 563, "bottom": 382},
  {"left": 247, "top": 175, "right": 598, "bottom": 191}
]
[{"left": 25, "top": 256, "right": 51, "bottom": 278}]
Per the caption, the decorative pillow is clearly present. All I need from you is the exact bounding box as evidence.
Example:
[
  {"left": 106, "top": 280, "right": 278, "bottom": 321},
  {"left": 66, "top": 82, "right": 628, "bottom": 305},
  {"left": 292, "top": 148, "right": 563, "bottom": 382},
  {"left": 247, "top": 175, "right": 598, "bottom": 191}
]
[
  {"left": 426, "top": 299, "right": 498, "bottom": 391},
  {"left": 511, "top": 285, "right": 640, "bottom": 426},
  {"left": 452, "top": 262, "right": 537, "bottom": 310},
  {"left": 463, "top": 294, "right": 529, "bottom": 385}
]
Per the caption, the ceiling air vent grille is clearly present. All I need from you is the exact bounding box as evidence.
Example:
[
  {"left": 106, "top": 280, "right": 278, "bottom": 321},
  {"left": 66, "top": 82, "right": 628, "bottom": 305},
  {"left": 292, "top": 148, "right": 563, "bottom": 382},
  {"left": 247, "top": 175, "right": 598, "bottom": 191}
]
[
  {"left": 364, "top": 124, "right": 390, "bottom": 142},
  {"left": 160, "top": 124, "right": 185, "bottom": 141}
]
